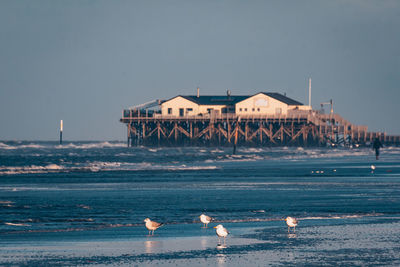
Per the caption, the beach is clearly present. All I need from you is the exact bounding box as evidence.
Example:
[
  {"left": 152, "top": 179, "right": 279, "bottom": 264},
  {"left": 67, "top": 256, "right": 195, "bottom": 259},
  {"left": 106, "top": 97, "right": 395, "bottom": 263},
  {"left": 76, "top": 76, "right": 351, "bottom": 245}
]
[{"left": 1, "top": 142, "right": 400, "bottom": 266}]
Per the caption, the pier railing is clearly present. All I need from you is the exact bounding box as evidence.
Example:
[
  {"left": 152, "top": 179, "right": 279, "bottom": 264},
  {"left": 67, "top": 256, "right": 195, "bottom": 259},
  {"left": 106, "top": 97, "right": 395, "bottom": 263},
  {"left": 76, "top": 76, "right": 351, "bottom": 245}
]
[{"left": 122, "top": 111, "right": 312, "bottom": 122}]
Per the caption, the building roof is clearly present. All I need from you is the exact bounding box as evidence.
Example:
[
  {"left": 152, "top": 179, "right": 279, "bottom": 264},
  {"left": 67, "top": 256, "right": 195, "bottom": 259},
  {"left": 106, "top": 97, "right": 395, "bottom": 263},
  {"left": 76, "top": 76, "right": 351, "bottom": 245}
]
[
  {"left": 163, "top": 92, "right": 303, "bottom": 106},
  {"left": 179, "top": 95, "right": 249, "bottom": 105},
  {"left": 262, "top": 93, "right": 303, "bottom": 105}
]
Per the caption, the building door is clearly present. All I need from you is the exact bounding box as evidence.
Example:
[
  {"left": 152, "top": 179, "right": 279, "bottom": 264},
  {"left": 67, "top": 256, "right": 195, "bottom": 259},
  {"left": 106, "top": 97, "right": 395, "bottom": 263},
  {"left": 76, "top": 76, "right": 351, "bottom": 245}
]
[{"left": 179, "top": 108, "right": 184, "bottom": 116}]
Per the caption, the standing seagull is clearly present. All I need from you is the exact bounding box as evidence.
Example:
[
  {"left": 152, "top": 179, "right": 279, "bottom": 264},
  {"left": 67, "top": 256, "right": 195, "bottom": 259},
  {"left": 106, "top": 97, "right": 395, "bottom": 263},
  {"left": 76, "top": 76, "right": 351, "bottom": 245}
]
[
  {"left": 199, "top": 214, "right": 212, "bottom": 228},
  {"left": 214, "top": 224, "right": 229, "bottom": 245},
  {"left": 285, "top": 216, "right": 298, "bottom": 233},
  {"left": 144, "top": 218, "right": 163, "bottom": 235}
]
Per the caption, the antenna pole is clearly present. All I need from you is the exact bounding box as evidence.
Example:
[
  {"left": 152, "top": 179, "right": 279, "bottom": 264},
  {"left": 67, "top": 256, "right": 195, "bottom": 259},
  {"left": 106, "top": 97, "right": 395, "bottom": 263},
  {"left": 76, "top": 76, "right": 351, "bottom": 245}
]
[
  {"left": 308, "top": 77, "right": 312, "bottom": 107},
  {"left": 60, "top": 120, "right": 63, "bottom": 145}
]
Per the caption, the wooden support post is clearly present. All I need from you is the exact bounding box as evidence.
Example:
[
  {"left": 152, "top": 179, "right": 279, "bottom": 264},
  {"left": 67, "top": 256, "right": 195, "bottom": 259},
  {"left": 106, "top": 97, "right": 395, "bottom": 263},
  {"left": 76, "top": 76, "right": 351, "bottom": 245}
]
[
  {"left": 319, "top": 125, "right": 323, "bottom": 146},
  {"left": 245, "top": 123, "right": 249, "bottom": 142},
  {"left": 218, "top": 123, "right": 221, "bottom": 145},
  {"left": 127, "top": 124, "right": 131, "bottom": 147},
  {"left": 233, "top": 122, "right": 239, "bottom": 153},
  {"left": 174, "top": 123, "right": 178, "bottom": 143},
  {"left": 269, "top": 123, "right": 273, "bottom": 144},
  {"left": 303, "top": 126, "right": 308, "bottom": 145},
  {"left": 130, "top": 125, "right": 137, "bottom": 146},
  {"left": 292, "top": 122, "right": 295, "bottom": 137},
  {"left": 157, "top": 122, "right": 161, "bottom": 145},
  {"left": 194, "top": 125, "right": 199, "bottom": 142},
  {"left": 227, "top": 122, "right": 231, "bottom": 143}
]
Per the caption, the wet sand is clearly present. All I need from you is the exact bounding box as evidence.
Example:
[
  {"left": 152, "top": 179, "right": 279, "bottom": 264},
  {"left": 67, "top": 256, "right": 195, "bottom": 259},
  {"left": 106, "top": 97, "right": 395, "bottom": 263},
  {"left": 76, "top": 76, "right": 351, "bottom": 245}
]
[{"left": 2, "top": 216, "right": 400, "bottom": 266}]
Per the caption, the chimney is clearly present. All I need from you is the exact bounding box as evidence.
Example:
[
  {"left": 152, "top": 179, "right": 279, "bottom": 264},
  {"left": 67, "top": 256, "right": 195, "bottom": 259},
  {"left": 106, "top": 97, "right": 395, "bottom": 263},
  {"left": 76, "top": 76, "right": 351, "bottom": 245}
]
[{"left": 197, "top": 87, "right": 200, "bottom": 98}]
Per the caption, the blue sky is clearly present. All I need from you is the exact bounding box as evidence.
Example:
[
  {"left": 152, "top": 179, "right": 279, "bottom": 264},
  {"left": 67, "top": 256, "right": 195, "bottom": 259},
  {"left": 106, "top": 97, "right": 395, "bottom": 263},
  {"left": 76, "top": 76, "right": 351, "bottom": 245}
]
[{"left": 0, "top": 0, "right": 399, "bottom": 140}]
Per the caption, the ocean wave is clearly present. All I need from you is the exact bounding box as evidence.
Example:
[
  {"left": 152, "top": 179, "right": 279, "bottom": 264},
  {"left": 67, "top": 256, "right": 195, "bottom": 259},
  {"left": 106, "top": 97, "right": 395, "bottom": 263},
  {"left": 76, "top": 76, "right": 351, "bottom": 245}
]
[
  {"left": 0, "top": 142, "right": 45, "bottom": 150},
  {"left": 4, "top": 222, "right": 31, "bottom": 226},
  {"left": 0, "top": 161, "right": 219, "bottom": 176},
  {"left": 299, "top": 213, "right": 382, "bottom": 220},
  {"left": 0, "top": 141, "right": 127, "bottom": 150},
  {"left": 88, "top": 162, "right": 219, "bottom": 172},
  {"left": 214, "top": 154, "right": 265, "bottom": 163},
  {"left": 0, "top": 200, "right": 14, "bottom": 204},
  {"left": 0, "top": 164, "right": 65, "bottom": 175},
  {"left": 277, "top": 149, "right": 372, "bottom": 160},
  {"left": 240, "top": 148, "right": 265, "bottom": 153},
  {"left": 55, "top": 141, "right": 126, "bottom": 149}
]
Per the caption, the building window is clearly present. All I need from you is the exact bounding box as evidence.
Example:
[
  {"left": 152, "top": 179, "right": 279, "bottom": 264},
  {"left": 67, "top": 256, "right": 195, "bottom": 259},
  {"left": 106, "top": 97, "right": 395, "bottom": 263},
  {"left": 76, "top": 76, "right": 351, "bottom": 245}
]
[
  {"left": 186, "top": 108, "right": 193, "bottom": 113},
  {"left": 257, "top": 108, "right": 260, "bottom": 111},
  {"left": 207, "top": 108, "right": 213, "bottom": 114},
  {"left": 244, "top": 108, "right": 247, "bottom": 111},
  {"left": 252, "top": 108, "right": 255, "bottom": 111},
  {"left": 168, "top": 108, "right": 172, "bottom": 114},
  {"left": 239, "top": 108, "right": 242, "bottom": 111}
]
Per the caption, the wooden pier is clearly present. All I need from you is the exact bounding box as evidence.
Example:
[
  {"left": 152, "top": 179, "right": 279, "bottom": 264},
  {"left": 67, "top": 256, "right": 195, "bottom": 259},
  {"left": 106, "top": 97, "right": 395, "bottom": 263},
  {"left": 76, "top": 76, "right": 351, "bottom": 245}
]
[{"left": 120, "top": 111, "right": 400, "bottom": 147}]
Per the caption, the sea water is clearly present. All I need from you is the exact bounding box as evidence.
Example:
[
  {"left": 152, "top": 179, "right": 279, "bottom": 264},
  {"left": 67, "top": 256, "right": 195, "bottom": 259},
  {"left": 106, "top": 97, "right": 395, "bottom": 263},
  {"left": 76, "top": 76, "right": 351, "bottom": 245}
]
[{"left": 1, "top": 141, "right": 400, "bottom": 266}]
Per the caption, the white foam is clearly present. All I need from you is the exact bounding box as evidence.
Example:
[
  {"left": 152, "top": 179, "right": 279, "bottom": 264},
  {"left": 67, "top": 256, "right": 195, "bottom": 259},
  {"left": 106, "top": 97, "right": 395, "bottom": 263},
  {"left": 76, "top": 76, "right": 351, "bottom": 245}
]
[
  {"left": 0, "top": 142, "right": 45, "bottom": 150},
  {"left": 299, "top": 214, "right": 381, "bottom": 220},
  {"left": 46, "top": 164, "right": 63, "bottom": 170},
  {"left": 5, "top": 222, "right": 30, "bottom": 226},
  {"left": 56, "top": 142, "right": 125, "bottom": 149},
  {"left": 0, "top": 161, "right": 220, "bottom": 175},
  {"left": 0, "top": 164, "right": 65, "bottom": 175},
  {"left": 241, "top": 148, "right": 264, "bottom": 153},
  {"left": 90, "top": 162, "right": 219, "bottom": 171}
]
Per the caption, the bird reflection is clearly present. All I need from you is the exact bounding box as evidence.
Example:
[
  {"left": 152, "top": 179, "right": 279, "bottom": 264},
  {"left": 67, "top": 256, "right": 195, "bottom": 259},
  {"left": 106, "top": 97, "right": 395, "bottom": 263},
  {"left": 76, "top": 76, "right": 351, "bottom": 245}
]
[
  {"left": 288, "top": 233, "right": 297, "bottom": 239},
  {"left": 145, "top": 240, "right": 162, "bottom": 254},
  {"left": 200, "top": 236, "right": 208, "bottom": 250},
  {"left": 216, "top": 253, "right": 227, "bottom": 266}
]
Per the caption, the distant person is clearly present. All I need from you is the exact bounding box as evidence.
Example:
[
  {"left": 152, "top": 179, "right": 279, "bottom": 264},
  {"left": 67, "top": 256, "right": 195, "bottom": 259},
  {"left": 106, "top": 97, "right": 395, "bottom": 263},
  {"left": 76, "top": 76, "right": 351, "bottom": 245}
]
[{"left": 372, "top": 138, "right": 383, "bottom": 160}]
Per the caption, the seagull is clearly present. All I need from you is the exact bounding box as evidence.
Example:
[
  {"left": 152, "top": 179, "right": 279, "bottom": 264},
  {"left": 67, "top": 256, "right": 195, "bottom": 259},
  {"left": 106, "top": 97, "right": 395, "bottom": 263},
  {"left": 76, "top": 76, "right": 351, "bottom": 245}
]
[
  {"left": 214, "top": 224, "right": 229, "bottom": 244},
  {"left": 285, "top": 217, "right": 298, "bottom": 233},
  {"left": 199, "top": 214, "right": 212, "bottom": 228},
  {"left": 144, "top": 218, "right": 163, "bottom": 235}
]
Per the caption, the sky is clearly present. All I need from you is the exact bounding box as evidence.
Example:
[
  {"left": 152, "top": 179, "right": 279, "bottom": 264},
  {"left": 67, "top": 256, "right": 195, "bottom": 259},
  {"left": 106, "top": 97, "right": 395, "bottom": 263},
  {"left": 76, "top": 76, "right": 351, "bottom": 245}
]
[{"left": 0, "top": 0, "right": 399, "bottom": 140}]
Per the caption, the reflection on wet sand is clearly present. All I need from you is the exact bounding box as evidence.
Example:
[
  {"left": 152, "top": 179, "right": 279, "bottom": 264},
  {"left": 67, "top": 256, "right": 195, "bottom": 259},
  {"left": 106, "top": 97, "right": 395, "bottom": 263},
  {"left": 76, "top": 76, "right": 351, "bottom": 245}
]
[
  {"left": 200, "top": 236, "right": 208, "bottom": 250},
  {"left": 216, "top": 253, "right": 227, "bottom": 266},
  {"left": 216, "top": 244, "right": 227, "bottom": 249},
  {"left": 145, "top": 240, "right": 162, "bottom": 254},
  {"left": 288, "top": 233, "right": 297, "bottom": 239}
]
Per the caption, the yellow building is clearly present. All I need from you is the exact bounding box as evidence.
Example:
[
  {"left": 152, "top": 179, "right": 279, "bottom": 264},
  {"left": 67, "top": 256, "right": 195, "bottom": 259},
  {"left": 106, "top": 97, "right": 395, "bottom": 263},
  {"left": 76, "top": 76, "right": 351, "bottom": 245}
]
[
  {"left": 235, "top": 92, "right": 311, "bottom": 116},
  {"left": 160, "top": 92, "right": 310, "bottom": 117}
]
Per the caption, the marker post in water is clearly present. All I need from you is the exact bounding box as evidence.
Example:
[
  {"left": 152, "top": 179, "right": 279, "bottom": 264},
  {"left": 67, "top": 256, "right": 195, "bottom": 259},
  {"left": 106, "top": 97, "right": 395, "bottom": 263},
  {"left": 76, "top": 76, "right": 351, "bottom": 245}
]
[{"left": 60, "top": 120, "right": 63, "bottom": 145}]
